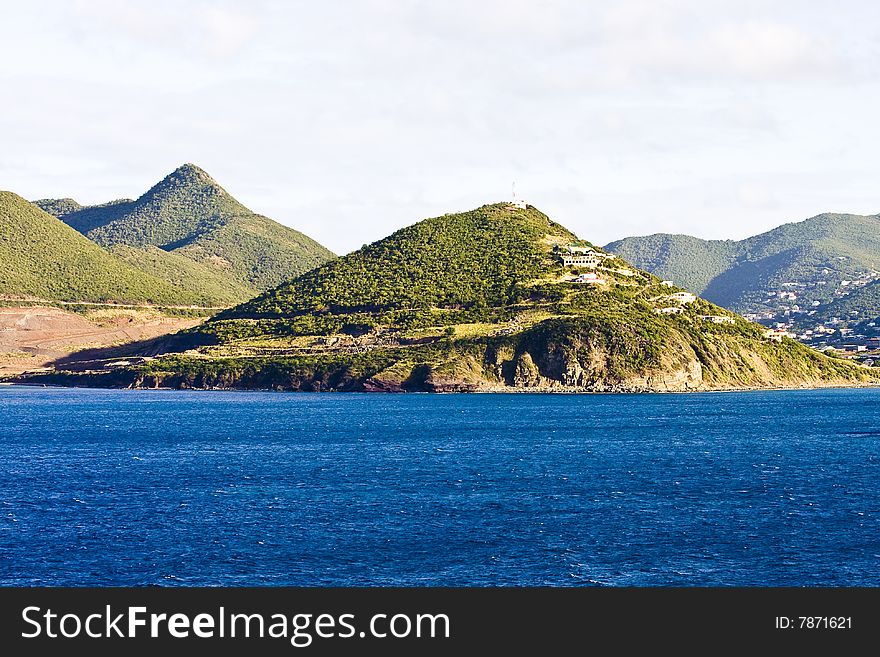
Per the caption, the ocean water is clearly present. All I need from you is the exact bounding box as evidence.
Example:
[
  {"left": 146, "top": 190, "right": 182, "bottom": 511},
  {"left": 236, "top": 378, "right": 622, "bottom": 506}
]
[{"left": 0, "top": 386, "right": 878, "bottom": 586}]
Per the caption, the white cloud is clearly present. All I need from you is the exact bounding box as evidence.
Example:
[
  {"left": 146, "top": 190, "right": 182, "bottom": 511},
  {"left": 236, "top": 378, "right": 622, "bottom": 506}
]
[
  {"left": 706, "top": 21, "right": 831, "bottom": 79},
  {"left": 68, "top": 0, "right": 261, "bottom": 60},
  {"left": 201, "top": 6, "right": 261, "bottom": 58},
  {"left": 737, "top": 182, "right": 778, "bottom": 209},
  {"left": 1, "top": 1, "right": 879, "bottom": 253},
  {"left": 591, "top": 8, "right": 840, "bottom": 86}
]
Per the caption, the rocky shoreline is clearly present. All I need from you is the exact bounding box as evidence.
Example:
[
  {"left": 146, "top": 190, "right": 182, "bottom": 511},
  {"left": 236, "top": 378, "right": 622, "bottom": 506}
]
[{"left": 7, "top": 368, "right": 878, "bottom": 394}]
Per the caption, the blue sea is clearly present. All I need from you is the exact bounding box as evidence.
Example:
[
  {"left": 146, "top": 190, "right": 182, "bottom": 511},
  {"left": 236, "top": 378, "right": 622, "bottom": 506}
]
[{"left": 1, "top": 386, "right": 878, "bottom": 586}]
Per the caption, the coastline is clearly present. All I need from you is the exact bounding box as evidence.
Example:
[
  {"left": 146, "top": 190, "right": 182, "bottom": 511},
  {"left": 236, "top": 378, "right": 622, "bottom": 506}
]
[{"left": 4, "top": 377, "right": 879, "bottom": 395}]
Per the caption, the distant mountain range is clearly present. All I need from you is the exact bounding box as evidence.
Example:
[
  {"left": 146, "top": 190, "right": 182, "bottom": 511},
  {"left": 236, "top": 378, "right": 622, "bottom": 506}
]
[
  {"left": 16, "top": 203, "right": 873, "bottom": 392},
  {"left": 9, "top": 164, "right": 334, "bottom": 307},
  {"left": 605, "top": 213, "right": 880, "bottom": 339}
]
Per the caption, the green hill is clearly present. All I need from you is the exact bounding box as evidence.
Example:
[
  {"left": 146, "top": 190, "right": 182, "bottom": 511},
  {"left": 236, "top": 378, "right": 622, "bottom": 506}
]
[
  {"left": 32, "top": 197, "right": 83, "bottom": 217},
  {"left": 0, "top": 192, "right": 203, "bottom": 305},
  {"left": 40, "top": 164, "right": 335, "bottom": 294},
  {"left": 606, "top": 213, "right": 880, "bottom": 318},
  {"left": 19, "top": 203, "right": 874, "bottom": 392},
  {"left": 818, "top": 279, "right": 880, "bottom": 323},
  {"left": 107, "top": 244, "right": 253, "bottom": 306},
  {"left": 599, "top": 234, "right": 740, "bottom": 296},
  {"left": 226, "top": 203, "right": 580, "bottom": 318}
]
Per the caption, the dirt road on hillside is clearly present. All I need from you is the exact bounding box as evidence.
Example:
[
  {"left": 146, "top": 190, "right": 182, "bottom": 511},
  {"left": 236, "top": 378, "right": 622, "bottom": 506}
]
[{"left": 0, "top": 306, "right": 202, "bottom": 377}]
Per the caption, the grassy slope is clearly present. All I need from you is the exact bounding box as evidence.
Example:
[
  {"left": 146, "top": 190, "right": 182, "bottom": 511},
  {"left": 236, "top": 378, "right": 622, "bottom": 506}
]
[
  {"left": 108, "top": 244, "right": 254, "bottom": 305},
  {"left": 0, "top": 192, "right": 200, "bottom": 304},
  {"left": 55, "top": 164, "right": 335, "bottom": 291},
  {"left": 173, "top": 213, "right": 335, "bottom": 291},
  {"left": 45, "top": 203, "right": 871, "bottom": 392}
]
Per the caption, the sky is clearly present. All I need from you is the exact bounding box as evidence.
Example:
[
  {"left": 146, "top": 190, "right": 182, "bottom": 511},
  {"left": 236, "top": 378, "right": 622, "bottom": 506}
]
[{"left": 1, "top": 0, "right": 879, "bottom": 255}]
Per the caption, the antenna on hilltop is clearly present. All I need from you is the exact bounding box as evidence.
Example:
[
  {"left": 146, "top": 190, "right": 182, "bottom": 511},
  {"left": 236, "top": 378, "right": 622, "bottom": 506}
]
[{"left": 509, "top": 181, "right": 526, "bottom": 209}]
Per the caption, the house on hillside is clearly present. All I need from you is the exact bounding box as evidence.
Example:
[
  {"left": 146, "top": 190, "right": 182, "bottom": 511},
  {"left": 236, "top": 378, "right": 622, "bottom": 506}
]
[
  {"left": 561, "top": 253, "right": 601, "bottom": 268},
  {"left": 763, "top": 328, "right": 794, "bottom": 342},
  {"left": 569, "top": 272, "right": 605, "bottom": 285},
  {"left": 698, "top": 315, "right": 735, "bottom": 325},
  {"left": 654, "top": 306, "right": 683, "bottom": 315},
  {"left": 566, "top": 245, "right": 594, "bottom": 254},
  {"left": 666, "top": 291, "right": 696, "bottom": 304}
]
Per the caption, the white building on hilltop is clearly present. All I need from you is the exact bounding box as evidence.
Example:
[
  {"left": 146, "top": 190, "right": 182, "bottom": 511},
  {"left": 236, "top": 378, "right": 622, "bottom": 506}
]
[
  {"left": 654, "top": 306, "right": 683, "bottom": 315},
  {"left": 566, "top": 245, "right": 594, "bottom": 254},
  {"left": 666, "top": 291, "right": 697, "bottom": 304},
  {"left": 764, "top": 328, "right": 795, "bottom": 342},
  {"left": 561, "top": 252, "right": 601, "bottom": 268},
  {"left": 698, "top": 315, "right": 735, "bottom": 325},
  {"left": 509, "top": 182, "right": 527, "bottom": 209}
]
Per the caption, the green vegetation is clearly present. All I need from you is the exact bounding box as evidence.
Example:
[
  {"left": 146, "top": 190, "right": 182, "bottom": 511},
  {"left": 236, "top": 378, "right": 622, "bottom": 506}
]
[
  {"left": 172, "top": 212, "right": 333, "bottom": 292},
  {"left": 108, "top": 244, "right": 253, "bottom": 306},
  {"left": 819, "top": 279, "right": 880, "bottom": 322},
  {"left": 606, "top": 213, "right": 880, "bottom": 314},
  {"left": 227, "top": 203, "right": 576, "bottom": 317},
  {"left": 0, "top": 192, "right": 205, "bottom": 304},
  {"left": 604, "top": 233, "right": 738, "bottom": 295},
  {"left": 51, "top": 203, "right": 869, "bottom": 391},
  {"left": 11, "top": 201, "right": 873, "bottom": 391},
  {"left": 43, "top": 163, "right": 335, "bottom": 293},
  {"left": 32, "top": 198, "right": 82, "bottom": 217}
]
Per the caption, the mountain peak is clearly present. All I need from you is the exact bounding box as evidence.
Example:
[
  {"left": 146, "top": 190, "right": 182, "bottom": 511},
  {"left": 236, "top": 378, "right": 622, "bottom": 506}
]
[
  {"left": 158, "top": 163, "right": 220, "bottom": 188},
  {"left": 136, "top": 163, "right": 241, "bottom": 212},
  {"left": 223, "top": 203, "right": 581, "bottom": 319},
  {"left": 37, "top": 164, "right": 333, "bottom": 293},
  {"left": 171, "top": 162, "right": 211, "bottom": 177}
]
